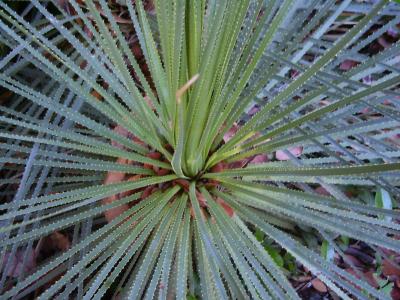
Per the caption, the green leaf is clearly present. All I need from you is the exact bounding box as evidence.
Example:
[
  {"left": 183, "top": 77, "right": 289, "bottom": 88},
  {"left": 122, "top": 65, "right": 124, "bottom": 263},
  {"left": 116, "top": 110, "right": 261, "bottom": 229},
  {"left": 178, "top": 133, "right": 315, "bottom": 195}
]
[
  {"left": 255, "top": 228, "right": 265, "bottom": 242},
  {"left": 264, "top": 245, "right": 284, "bottom": 268},
  {"left": 321, "top": 240, "right": 334, "bottom": 262},
  {"left": 375, "top": 189, "right": 393, "bottom": 221}
]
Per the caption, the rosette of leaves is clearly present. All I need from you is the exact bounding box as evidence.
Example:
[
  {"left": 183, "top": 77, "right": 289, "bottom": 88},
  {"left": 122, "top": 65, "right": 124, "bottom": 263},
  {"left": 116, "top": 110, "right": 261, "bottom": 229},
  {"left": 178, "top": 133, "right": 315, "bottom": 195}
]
[{"left": 0, "top": 0, "right": 400, "bottom": 299}]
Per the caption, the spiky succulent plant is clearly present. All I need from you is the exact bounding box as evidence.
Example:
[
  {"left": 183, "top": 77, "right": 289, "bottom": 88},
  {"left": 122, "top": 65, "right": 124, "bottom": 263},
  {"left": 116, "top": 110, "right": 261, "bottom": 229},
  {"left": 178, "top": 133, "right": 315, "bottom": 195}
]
[{"left": 0, "top": 0, "right": 400, "bottom": 299}]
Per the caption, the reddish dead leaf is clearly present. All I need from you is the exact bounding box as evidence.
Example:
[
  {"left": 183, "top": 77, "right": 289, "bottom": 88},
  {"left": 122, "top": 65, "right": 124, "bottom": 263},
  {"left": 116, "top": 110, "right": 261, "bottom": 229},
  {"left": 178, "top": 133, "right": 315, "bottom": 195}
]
[
  {"left": 189, "top": 206, "right": 207, "bottom": 220},
  {"left": 80, "top": 60, "right": 88, "bottom": 70},
  {"left": 145, "top": 151, "right": 162, "bottom": 169},
  {"left": 249, "top": 154, "right": 268, "bottom": 164},
  {"left": 0, "top": 91, "right": 13, "bottom": 104},
  {"left": 290, "top": 69, "right": 300, "bottom": 79},
  {"left": 156, "top": 168, "right": 170, "bottom": 176},
  {"left": 144, "top": 95, "right": 155, "bottom": 111},
  {"left": 319, "top": 100, "right": 331, "bottom": 106},
  {"left": 103, "top": 195, "right": 130, "bottom": 223},
  {"left": 216, "top": 197, "right": 234, "bottom": 217},
  {"left": 378, "top": 36, "right": 391, "bottom": 49},
  {"left": 143, "top": 163, "right": 153, "bottom": 170},
  {"left": 207, "top": 162, "right": 225, "bottom": 187},
  {"left": 111, "top": 125, "right": 136, "bottom": 150},
  {"left": 84, "top": 26, "right": 93, "bottom": 39},
  {"left": 383, "top": 258, "right": 400, "bottom": 278},
  {"left": 296, "top": 275, "right": 312, "bottom": 282},
  {"left": 49, "top": 231, "right": 70, "bottom": 251},
  {"left": 387, "top": 27, "right": 398, "bottom": 38},
  {"left": 93, "top": 2, "right": 134, "bottom": 24},
  {"left": 344, "top": 254, "right": 364, "bottom": 268},
  {"left": 189, "top": 206, "right": 195, "bottom": 218},
  {"left": 196, "top": 191, "right": 207, "bottom": 207},
  {"left": 118, "top": 175, "right": 142, "bottom": 199},
  {"left": 91, "top": 90, "right": 102, "bottom": 100},
  {"left": 172, "top": 179, "right": 190, "bottom": 192},
  {"left": 276, "top": 146, "right": 303, "bottom": 161},
  {"left": 383, "top": 99, "right": 393, "bottom": 106},
  {"left": 362, "top": 74, "right": 373, "bottom": 85},
  {"left": 363, "top": 270, "right": 380, "bottom": 289},
  {"left": 228, "top": 159, "right": 250, "bottom": 169},
  {"left": 132, "top": 43, "right": 143, "bottom": 58},
  {"left": 248, "top": 105, "right": 260, "bottom": 116},
  {"left": 204, "top": 181, "right": 219, "bottom": 188},
  {"left": 360, "top": 107, "right": 370, "bottom": 114},
  {"left": 339, "top": 60, "right": 359, "bottom": 71},
  {"left": 104, "top": 157, "right": 129, "bottom": 184},
  {"left": 141, "top": 185, "right": 157, "bottom": 199},
  {"left": 127, "top": 174, "right": 142, "bottom": 182},
  {"left": 57, "top": 0, "right": 78, "bottom": 16},
  {"left": 345, "top": 246, "right": 374, "bottom": 265},
  {"left": 144, "top": 0, "right": 155, "bottom": 11},
  {"left": 2, "top": 248, "right": 37, "bottom": 278},
  {"left": 391, "top": 285, "right": 400, "bottom": 299},
  {"left": 102, "top": 157, "right": 132, "bottom": 222},
  {"left": 211, "top": 162, "right": 225, "bottom": 173},
  {"left": 223, "top": 122, "right": 239, "bottom": 143},
  {"left": 315, "top": 186, "right": 330, "bottom": 196},
  {"left": 311, "top": 278, "right": 328, "bottom": 293},
  {"left": 57, "top": 0, "right": 69, "bottom": 10},
  {"left": 144, "top": 152, "right": 162, "bottom": 170},
  {"left": 345, "top": 268, "right": 379, "bottom": 289},
  {"left": 164, "top": 143, "right": 174, "bottom": 153},
  {"left": 132, "top": 136, "right": 145, "bottom": 146}
]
